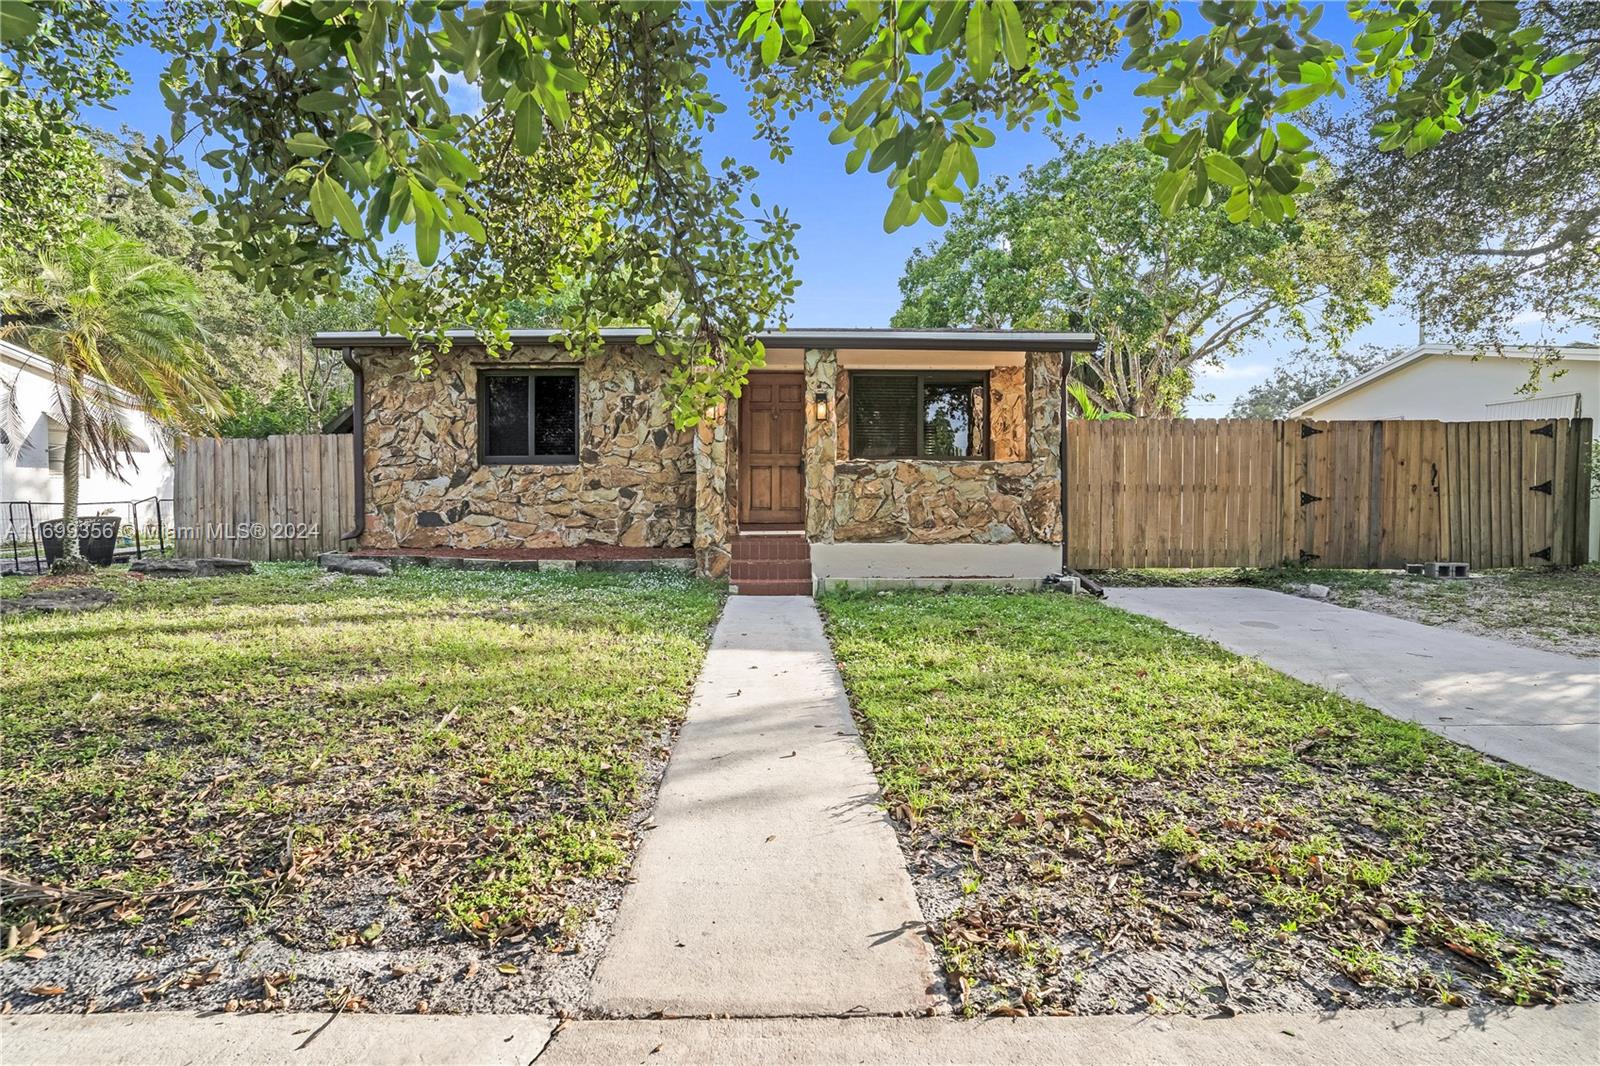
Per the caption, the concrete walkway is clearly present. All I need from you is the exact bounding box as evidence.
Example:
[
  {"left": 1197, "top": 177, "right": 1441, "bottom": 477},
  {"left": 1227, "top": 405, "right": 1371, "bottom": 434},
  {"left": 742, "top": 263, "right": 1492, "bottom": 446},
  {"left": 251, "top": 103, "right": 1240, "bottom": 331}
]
[
  {"left": 1106, "top": 588, "right": 1599, "bottom": 791},
  {"left": 586, "top": 596, "right": 938, "bottom": 1017},
  {"left": 7, "top": 1003, "right": 1596, "bottom": 1065}
]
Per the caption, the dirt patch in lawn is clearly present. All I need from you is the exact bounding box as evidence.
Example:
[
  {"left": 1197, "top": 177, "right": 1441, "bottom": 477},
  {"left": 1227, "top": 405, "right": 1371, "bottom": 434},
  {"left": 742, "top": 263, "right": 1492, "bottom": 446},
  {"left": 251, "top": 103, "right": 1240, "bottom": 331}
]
[
  {"left": 1094, "top": 566, "right": 1600, "bottom": 659},
  {"left": 1, "top": 565, "right": 723, "bottom": 1016},
  {"left": 821, "top": 590, "right": 1600, "bottom": 1019},
  {"left": 1331, "top": 567, "right": 1600, "bottom": 659}
]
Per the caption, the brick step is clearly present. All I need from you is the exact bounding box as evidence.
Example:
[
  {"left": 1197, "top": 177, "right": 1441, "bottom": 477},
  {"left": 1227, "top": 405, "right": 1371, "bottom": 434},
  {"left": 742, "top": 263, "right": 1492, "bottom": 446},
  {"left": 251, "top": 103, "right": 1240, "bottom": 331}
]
[
  {"left": 731, "top": 561, "right": 813, "bottom": 582},
  {"left": 733, "top": 578, "right": 814, "bottom": 596},
  {"left": 731, "top": 535, "right": 811, "bottom": 563}
]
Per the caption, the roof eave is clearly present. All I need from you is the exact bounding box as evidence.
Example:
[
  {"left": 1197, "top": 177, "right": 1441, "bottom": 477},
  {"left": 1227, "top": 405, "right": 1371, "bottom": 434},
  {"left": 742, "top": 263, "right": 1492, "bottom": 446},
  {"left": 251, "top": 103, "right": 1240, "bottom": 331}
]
[{"left": 311, "top": 328, "right": 1099, "bottom": 354}]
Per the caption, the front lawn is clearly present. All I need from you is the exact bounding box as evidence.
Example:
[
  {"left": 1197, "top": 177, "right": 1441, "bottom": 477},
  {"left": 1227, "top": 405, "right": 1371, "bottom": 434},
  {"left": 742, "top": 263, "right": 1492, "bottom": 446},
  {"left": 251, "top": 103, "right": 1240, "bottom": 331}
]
[
  {"left": 1094, "top": 565, "right": 1600, "bottom": 658},
  {"left": 1, "top": 564, "right": 723, "bottom": 1015},
  {"left": 821, "top": 590, "right": 1600, "bottom": 1017}
]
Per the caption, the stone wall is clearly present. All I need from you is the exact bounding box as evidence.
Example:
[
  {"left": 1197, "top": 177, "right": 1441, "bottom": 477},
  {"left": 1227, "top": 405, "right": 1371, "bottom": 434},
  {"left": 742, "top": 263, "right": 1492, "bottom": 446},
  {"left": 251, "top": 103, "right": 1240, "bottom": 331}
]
[
  {"left": 693, "top": 402, "right": 732, "bottom": 578},
  {"left": 806, "top": 350, "right": 1063, "bottom": 545},
  {"left": 360, "top": 344, "right": 695, "bottom": 551}
]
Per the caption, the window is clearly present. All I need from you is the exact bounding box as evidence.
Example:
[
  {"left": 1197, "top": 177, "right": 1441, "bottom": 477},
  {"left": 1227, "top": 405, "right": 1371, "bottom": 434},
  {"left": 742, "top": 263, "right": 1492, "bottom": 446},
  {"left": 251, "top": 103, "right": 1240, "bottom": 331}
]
[
  {"left": 477, "top": 369, "right": 580, "bottom": 464},
  {"left": 45, "top": 416, "right": 67, "bottom": 474},
  {"left": 850, "top": 372, "right": 988, "bottom": 459}
]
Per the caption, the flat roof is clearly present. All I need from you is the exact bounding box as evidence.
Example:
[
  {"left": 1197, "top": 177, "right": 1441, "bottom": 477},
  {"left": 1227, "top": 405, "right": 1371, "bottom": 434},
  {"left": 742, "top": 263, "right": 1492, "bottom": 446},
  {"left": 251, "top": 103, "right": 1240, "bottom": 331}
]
[{"left": 311, "top": 327, "right": 1098, "bottom": 353}]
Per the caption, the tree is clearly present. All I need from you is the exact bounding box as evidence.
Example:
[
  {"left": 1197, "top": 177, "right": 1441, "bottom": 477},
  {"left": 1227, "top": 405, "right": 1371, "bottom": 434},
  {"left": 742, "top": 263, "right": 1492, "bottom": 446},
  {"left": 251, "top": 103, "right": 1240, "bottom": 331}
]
[
  {"left": 1228, "top": 345, "right": 1396, "bottom": 419},
  {"left": 1, "top": 2, "right": 1586, "bottom": 423},
  {"left": 0, "top": 223, "right": 223, "bottom": 564},
  {"left": 1313, "top": 1, "right": 1600, "bottom": 346},
  {"left": 893, "top": 139, "right": 1393, "bottom": 416},
  {"left": 92, "top": 132, "right": 293, "bottom": 396}
]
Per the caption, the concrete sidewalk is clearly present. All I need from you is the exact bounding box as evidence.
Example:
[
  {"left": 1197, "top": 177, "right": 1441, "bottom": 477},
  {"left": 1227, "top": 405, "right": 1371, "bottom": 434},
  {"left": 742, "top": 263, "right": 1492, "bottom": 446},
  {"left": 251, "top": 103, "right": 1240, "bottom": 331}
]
[
  {"left": 1106, "top": 587, "right": 1599, "bottom": 791},
  {"left": 6, "top": 1003, "right": 1595, "bottom": 1065},
  {"left": 586, "top": 596, "right": 939, "bottom": 1017}
]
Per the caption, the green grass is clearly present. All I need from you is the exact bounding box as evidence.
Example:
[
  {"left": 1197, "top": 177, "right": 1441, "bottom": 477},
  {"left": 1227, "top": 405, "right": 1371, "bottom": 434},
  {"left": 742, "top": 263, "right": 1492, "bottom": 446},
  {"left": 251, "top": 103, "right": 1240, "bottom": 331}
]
[
  {"left": 820, "top": 589, "right": 1599, "bottom": 1015},
  {"left": 2, "top": 564, "right": 723, "bottom": 943},
  {"left": 1095, "top": 565, "right": 1600, "bottom": 655}
]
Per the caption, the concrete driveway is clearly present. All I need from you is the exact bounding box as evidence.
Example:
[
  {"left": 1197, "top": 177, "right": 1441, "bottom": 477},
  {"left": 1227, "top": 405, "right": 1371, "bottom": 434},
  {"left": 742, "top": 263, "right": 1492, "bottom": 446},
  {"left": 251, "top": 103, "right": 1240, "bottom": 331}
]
[{"left": 1105, "top": 587, "right": 1599, "bottom": 792}]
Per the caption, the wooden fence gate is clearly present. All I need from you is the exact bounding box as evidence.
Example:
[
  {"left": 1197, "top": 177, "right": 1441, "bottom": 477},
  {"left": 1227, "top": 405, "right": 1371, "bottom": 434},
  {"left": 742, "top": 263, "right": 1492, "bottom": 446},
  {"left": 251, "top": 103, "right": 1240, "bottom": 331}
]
[
  {"left": 1066, "top": 418, "right": 1592, "bottom": 570},
  {"left": 172, "top": 434, "right": 355, "bottom": 561}
]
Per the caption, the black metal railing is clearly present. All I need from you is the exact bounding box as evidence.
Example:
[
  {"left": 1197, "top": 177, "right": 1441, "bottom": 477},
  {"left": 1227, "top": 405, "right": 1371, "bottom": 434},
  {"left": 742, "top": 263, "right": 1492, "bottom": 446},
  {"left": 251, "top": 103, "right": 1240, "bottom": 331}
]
[{"left": 2, "top": 496, "right": 173, "bottom": 574}]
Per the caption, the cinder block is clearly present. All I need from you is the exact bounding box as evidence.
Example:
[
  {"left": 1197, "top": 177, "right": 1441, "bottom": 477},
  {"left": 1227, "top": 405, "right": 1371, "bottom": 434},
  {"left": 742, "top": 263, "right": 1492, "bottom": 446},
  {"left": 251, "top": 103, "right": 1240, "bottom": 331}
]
[
  {"left": 1422, "top": 561, "right": 1469, "bottom": 579},
  {"left": 1405, "top": 563, "right": 1425, "bottom": 575}
]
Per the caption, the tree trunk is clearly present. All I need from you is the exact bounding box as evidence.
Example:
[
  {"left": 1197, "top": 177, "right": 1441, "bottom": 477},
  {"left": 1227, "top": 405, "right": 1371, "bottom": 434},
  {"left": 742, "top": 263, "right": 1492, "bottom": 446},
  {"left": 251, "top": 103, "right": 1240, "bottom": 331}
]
[{"left": 60, "top": 388, "right": 84, "bottom": 561}]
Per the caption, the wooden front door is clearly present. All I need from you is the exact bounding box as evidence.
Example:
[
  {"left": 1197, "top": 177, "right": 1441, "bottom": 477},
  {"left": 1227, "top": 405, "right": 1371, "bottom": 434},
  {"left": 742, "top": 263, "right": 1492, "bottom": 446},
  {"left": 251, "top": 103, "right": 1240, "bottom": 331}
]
[{"left": 739, "top": 372, "right": 806, "bottom": 527}]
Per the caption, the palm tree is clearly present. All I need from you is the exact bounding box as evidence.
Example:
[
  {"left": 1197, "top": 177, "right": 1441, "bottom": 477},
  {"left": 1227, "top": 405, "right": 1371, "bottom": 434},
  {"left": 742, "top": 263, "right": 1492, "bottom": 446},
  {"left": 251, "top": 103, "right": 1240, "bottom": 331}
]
[{"left": 1, "top": 223, "right": 223, "bottom": 565}]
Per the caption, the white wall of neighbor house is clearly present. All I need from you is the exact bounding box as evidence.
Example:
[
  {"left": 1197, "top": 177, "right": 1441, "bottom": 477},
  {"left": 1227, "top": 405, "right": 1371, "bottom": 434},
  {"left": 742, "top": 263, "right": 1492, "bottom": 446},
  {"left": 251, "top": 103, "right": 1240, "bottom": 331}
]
[
  {"left": 1295, "top": 349, "right": 1599, "bottom": 562},
  {"left": 1296, "top": 350, "right": 1598, "bottom": 422},
  {"left": 1, "top": 343, "right": 173, "bottom": 538}
]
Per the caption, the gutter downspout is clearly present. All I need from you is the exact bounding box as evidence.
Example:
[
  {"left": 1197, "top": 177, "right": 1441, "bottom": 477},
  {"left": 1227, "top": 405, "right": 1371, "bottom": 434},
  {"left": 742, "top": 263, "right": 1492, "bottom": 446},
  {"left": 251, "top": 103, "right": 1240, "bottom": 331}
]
[
  {"left": 1060, "top": 353, "right": 1069, "bottom": 574},
  {"left": 341, "top": 347, "right": 364, "bottom": 542}
]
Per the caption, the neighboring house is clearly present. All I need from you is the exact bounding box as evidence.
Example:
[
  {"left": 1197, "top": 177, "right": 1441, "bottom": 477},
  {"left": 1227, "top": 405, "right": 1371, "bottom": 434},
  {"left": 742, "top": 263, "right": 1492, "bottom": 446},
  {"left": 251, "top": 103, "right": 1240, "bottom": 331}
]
[
  {"left": 0, "top": 338, "right": 174, "bottom": 538},
  {"left": 312, "top": 328, "right": 1096, "bottom": 588},
  {"left": 1290, "top": 343, "right": 1599, "bottom": 561}
]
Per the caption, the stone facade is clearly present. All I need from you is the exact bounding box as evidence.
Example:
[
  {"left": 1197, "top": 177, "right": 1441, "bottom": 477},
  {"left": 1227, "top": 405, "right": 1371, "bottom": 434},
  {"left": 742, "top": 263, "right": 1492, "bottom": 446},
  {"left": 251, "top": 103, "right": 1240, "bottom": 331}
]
[
  {"left": 693, "top": 402, "right": 732, "bottom": 578},
  {"left": 360, "top": 344, "right": 695, "bottom": 552},
  {"left": 803, "top": 348, "right": 839, "bottom": 540},
  {"left": 805, "top": 351, "right": 1063, "bottom": 546},
  {"left": 989, "top": 365, "right": 1027, "bottom": 462},
  {"left": 358, "top": 341, "right": 1066, "bottom": 575}
]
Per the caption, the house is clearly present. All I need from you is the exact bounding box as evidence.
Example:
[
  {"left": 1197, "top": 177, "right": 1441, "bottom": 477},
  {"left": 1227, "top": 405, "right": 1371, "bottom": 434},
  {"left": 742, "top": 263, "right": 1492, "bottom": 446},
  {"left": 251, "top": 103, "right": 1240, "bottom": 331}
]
[
  {"left": 0, "top": 338, "right": 173, "bottom": 540},
  {"left": 1290, "top": 342, "right": 1599, "bottom": 562},
  {"left": 310, "top": 328, "right": 1097, "bottom": 590}
]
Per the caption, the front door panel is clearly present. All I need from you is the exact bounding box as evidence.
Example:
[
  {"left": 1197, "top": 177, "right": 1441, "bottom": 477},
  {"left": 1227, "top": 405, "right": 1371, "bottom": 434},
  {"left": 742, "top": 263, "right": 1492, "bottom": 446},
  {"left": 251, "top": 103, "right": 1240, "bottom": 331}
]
[{"left": 739, "top": 373, "right": 806, "bottom": 527}]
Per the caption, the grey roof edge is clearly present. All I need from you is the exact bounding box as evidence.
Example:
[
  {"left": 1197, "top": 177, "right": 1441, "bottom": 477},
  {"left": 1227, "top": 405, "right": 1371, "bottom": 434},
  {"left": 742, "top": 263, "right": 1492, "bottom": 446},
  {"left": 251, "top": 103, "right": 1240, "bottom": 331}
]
[{"left": 311, "top": 327, "right": 1099, "bottom": 353}]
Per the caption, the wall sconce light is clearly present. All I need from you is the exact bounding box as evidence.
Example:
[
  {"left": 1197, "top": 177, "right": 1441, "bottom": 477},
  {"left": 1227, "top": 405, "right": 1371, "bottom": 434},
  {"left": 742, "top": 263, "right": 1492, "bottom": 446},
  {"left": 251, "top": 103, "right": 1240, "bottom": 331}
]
[{"left": 814, "top": 391, "right": 830, "bottom": 420}]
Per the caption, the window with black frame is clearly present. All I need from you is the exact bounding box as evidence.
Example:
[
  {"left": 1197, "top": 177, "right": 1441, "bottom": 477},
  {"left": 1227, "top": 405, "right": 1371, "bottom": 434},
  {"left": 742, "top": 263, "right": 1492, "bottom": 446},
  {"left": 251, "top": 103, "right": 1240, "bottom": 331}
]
[
  {"left": 850, "top": 372, "right": 988, "bottom": 459},
  {"left": 478, "top": 369, "right": 580, "bottom": 464}
]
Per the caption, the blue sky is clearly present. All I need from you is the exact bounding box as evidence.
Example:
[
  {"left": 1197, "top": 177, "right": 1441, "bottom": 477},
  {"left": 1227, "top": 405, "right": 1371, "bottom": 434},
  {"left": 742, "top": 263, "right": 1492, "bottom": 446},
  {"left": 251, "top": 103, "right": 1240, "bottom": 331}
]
[{"left": 80, "top": 4, "right": 1575, "bottom": 412}]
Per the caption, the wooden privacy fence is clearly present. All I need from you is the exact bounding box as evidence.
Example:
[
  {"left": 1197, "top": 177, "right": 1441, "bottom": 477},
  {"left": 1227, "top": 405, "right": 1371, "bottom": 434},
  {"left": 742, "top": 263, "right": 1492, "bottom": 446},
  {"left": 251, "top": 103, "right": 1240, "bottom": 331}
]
[
  {"left": 1066, "top": 418, "right": 1593, "bottom": 570},
  {"left": 172, "top": 434, "right": 355, "bottom": 560}
]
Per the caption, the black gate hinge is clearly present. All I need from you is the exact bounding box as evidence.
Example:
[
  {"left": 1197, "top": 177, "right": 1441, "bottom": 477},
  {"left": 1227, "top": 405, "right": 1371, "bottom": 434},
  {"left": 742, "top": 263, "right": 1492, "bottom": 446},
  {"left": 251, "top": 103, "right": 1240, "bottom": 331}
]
[
  {"left": 1530, "top": 480, "right": 1553, "bottom": 495},
  {"left": 1300, "top": 491, "right": 1323, "bottom": 506},
  {"left": 1300, "top": 424, "right": 1323, "bottom": 438},
  {"left": 1531, "top": 423, "right": 1555, "bottom": 438},
  {"left": 1530, "top": 546, "right": 1553, "bottom": 561}
]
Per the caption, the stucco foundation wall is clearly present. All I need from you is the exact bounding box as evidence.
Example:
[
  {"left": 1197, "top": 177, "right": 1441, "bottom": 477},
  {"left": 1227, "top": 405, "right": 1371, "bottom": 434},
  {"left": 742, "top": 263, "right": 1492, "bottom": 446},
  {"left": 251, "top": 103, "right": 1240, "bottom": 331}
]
[
  {"left": 810, "top": 542, "right": 1060, "bottom": 582},
  {"left": 807, "top": 350, "right": 1064, "bottom": 547},
  {"left": 360, "top": 344, "right": 695, "bottom": 551}
]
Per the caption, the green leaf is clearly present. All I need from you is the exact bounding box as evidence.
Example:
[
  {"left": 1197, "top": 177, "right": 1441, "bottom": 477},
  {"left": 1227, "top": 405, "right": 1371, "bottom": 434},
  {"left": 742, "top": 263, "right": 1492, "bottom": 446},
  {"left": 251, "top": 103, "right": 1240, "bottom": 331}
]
[
  {"left": 315, "top": 174, "right": 364, "bottom": 238},
  {"left": 1478, "top": 3, "right": 1522, "bottom": 33},
  {"left": 966, "top": 0, "right": 998, "bottom": 84},
  {"left": 437, "top": 143, "right": 482, "bottom": 183},
  {"left": 416, "top": 213, "right": 441, "bottom": 266},
  {"left": 297, "top": 90, "right": 343, "bottom": 113},
  {"left": 309, "top": 175, "right": 333, "bottom": 228},
  {"left": 996, "top": 0, "right": 1029, "bottom": 70},
  {"left": 1458, "top": 31, "right": 1497, "bottom": 61},
  {"left": 1276, "top": 85, "right": 1325, "bottom": 113},
  {"left": 0, "top": 2, "right": 41, "bottom": 43},
  {"left": 1542, "top": 52, "right": 1586, "bottom": 77},
  {"left": 1273, "top": 122, "right": 1311, "bottom": 153},
  {"left": 287, "top": 132, "right": 332, "bottom": 157},
  {"left": 1154, "top": 169, "right": 1190, "bottom": 216},
  {"left": 1204, "top": 151, "right": 1246, "bottom": 187},
  {"left": 514, "top": 97, "right": 544, "bottom": 155},
  {"left": 1297, "top": 61, "right": 1329, "bottom": 85}
]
